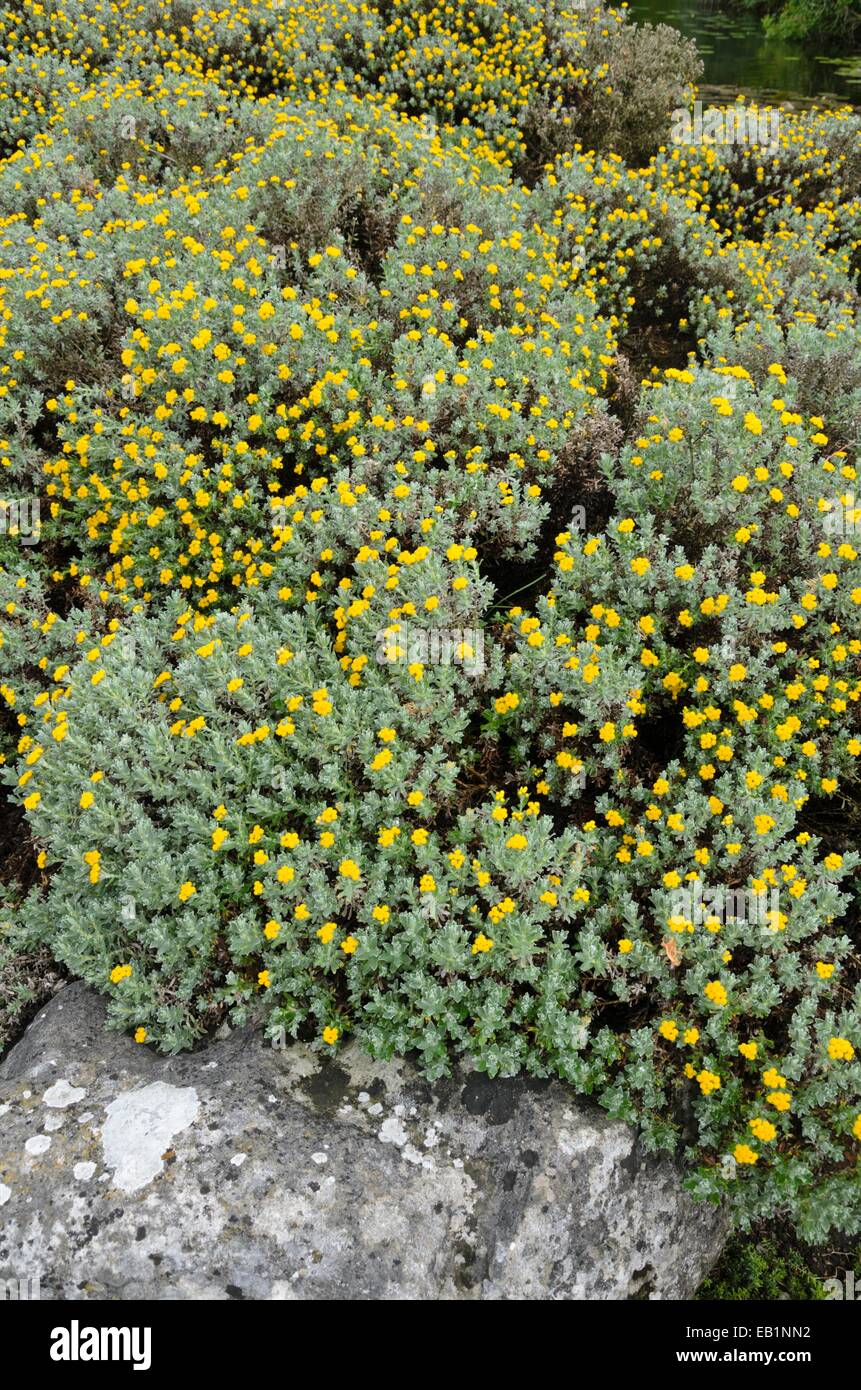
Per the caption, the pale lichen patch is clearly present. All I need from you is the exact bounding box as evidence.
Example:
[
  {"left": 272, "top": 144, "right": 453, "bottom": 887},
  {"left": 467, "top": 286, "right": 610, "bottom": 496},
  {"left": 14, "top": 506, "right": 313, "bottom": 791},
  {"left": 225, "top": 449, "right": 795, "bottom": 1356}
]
[
  {"left": 101, "top": 1082, "right": 199, "bottom": 1194},
  {"left": 24, "top": 1134, "right": 51, "bottom": 1156},
  {"left": 43, "top": 1079, "right": 86, "bottom": 1109}
]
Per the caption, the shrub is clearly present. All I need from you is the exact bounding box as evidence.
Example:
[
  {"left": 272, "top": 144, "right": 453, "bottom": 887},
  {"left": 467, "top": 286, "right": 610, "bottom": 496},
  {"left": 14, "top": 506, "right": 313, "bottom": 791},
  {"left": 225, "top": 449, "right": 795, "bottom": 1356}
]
[
  {"left": 0, "top": 922, "right": 63, "bottom": 1060},
  {"left": 696, "top": 1231, "right": 828, "bottom": 1300},
  {"left": 9, "top": 363, "right": 861, "bottom": 1238},
  {"left": 0, "top": 0, "right": 859, "bottom": 1240}
]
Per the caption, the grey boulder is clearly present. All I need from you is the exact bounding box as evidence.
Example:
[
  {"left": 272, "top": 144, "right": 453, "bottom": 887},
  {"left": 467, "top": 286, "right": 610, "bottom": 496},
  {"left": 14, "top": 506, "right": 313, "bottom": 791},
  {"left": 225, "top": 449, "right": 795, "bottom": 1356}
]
[{"left": 0, "top": 983, "right": 727, "bottom": 1299}]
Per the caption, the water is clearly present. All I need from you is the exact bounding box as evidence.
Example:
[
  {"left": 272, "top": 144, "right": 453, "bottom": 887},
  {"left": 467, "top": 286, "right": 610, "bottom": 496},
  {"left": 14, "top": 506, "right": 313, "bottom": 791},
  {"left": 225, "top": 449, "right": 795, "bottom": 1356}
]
[{"left": 629, "top": 0, "right": 861, "bottom": 106}]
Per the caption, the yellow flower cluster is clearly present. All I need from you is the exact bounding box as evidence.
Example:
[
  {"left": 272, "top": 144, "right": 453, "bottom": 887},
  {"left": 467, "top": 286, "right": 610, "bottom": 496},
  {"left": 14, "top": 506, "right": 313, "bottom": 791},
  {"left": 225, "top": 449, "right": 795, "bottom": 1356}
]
[{"left": 0, "top": 0, "right": 858, "bottom": 1230}]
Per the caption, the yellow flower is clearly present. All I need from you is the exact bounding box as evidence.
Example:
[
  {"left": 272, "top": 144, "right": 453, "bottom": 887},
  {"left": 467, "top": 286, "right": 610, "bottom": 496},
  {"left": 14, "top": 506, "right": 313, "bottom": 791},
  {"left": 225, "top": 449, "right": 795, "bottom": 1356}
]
[
  {"left": 322, "top": 1026, "right": 340, "bottom": 1046},
  {"left": 134, "top": 1028, "right": 147, "bottom": 1045},
  {"left": 704, "top": 980, "right": 728, "bottom": 1007},
  {"left": 341, "top": 935, "right": 359, "bottom": 955},
  {"left": 828, "top": 1037, "right": 855, "bottom": 1061},
  {"left": 472, "top": 933, "right": 494, "bottom": 954},
  {"left": 339, "top": 858, "right": 361, "bottom": 881},
  {"left": 749, "top": 1118, "right": 777, "bottom": 1142},
  {"left": 697, "top": 1069, "right": 721, "bottom": 1095},
  {"left": 733, "top": 1143, "right": 759, "bottom": 1165},
  {"left": 767, "top": 1091, "right": 791, "bottom": 1112},
  {"left": 178, "top": 881, "right": 196, "bottom": 902}
]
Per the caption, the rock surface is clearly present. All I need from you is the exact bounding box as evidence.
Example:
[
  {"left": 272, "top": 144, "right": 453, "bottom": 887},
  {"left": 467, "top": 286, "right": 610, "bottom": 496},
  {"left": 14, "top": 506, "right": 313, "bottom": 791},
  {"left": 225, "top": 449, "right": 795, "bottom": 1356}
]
[{"left": 0, "top": 983, "right": 727, "bottom": 1299}]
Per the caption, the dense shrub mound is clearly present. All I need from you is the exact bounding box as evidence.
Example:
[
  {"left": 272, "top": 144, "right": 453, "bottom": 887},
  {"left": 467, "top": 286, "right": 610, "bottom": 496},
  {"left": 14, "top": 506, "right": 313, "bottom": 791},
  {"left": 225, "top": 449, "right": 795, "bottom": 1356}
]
[{"left": 1, "top": 0, "right": 860, "bottom": 1238}]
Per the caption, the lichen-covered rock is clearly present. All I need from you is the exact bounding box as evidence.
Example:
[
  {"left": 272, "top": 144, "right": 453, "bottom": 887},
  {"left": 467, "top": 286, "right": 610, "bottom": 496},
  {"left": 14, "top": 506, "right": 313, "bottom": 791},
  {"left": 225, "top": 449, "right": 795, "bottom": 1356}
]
[{"left": 0, "top": 984, "right": 727, "bottom": 1299}]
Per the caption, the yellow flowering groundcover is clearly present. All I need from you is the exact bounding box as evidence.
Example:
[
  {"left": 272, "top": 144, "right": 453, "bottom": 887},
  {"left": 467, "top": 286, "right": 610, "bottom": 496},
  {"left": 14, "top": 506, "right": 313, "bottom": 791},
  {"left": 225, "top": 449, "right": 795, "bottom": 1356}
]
[{"left": 0, "top": 0, "right": 860, "bottom": 1238}]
